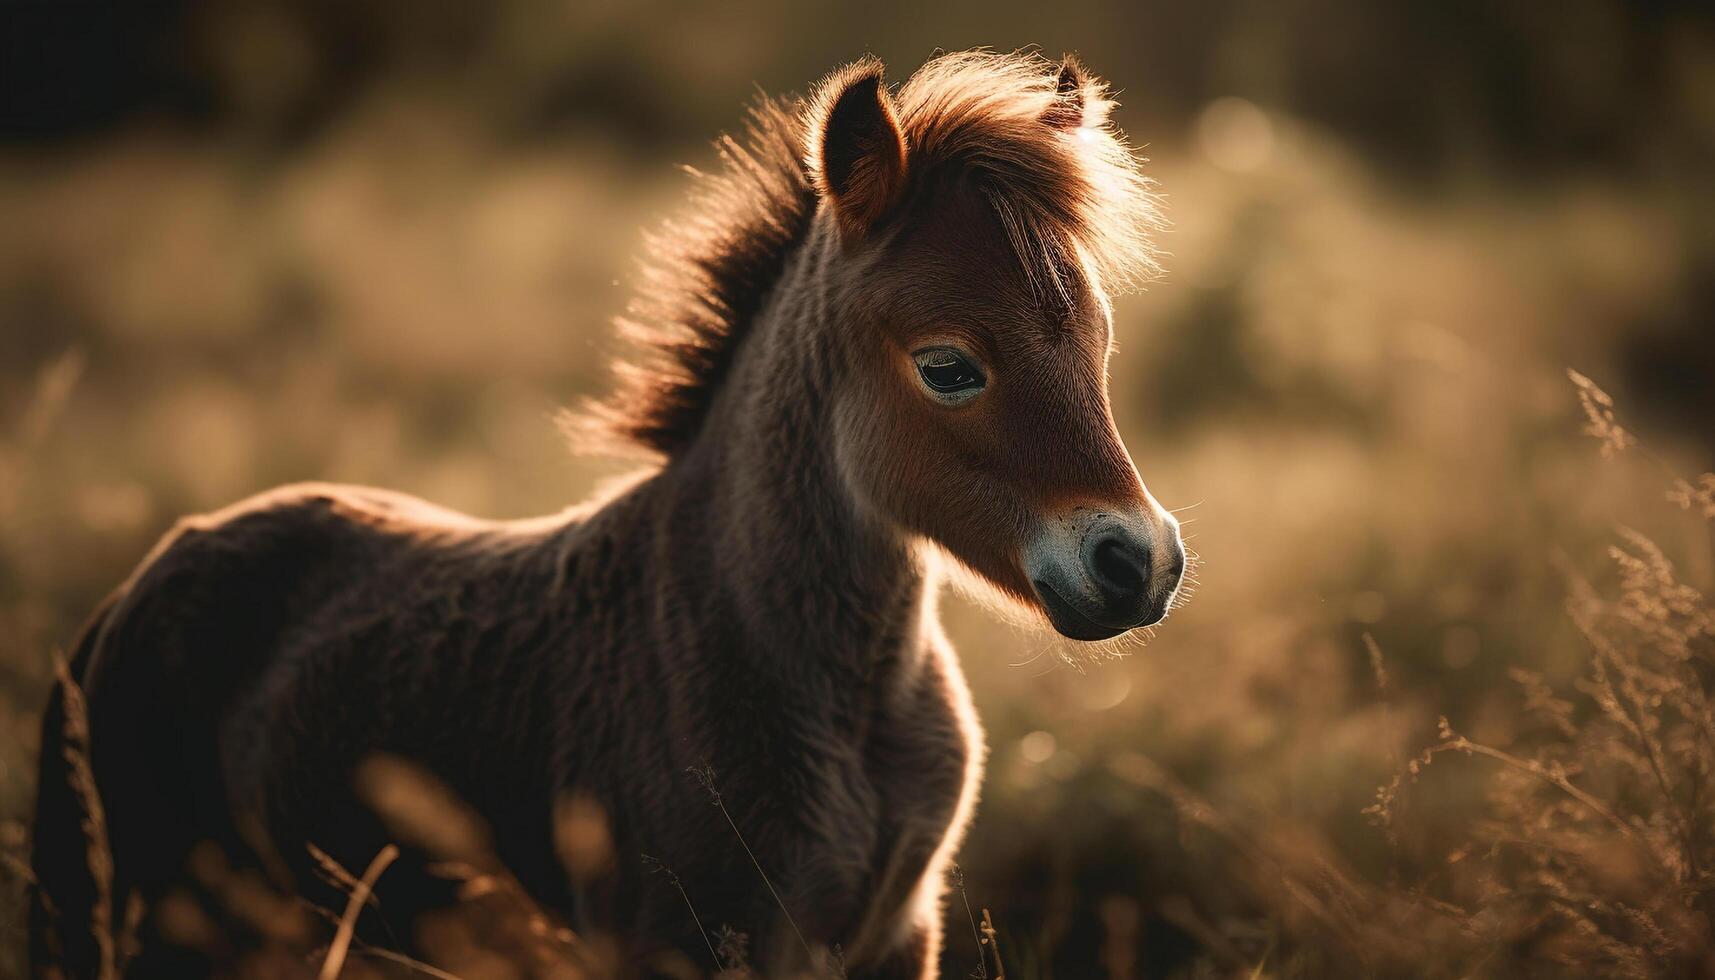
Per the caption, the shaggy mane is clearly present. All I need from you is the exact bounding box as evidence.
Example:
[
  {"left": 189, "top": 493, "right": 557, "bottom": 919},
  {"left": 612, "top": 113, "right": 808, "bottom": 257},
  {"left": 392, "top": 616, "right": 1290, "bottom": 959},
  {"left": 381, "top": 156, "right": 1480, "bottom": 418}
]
[{"left": 588, "top": 50, "right": 1162, "bottom": 457}]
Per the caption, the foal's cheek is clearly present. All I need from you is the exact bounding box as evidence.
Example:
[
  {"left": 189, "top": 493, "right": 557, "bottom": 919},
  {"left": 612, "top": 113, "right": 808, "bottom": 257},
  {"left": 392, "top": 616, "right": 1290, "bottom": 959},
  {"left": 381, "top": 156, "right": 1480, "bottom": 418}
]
[
  {"left": 844, "top": 359, "right": 1026, "bottom": 587},
  {"left": 838, "top": 369, "right": 945, "bottom": 524},
  {"left": 931, "top": 422, "right": 1038, "bottom": 587}
]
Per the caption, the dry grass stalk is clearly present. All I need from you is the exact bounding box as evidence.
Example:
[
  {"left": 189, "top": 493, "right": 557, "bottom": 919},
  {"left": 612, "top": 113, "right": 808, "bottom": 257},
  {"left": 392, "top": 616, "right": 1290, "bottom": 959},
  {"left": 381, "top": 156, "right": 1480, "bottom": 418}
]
[
  {"left": 304, "top": 846, "right": 466, "bottom": 980},
  {"left": 343, "top": 945, "right": 467, "bottom": 980},
  {"left": 1096, "top": 894, "right": 1140, "bottom": 980},
  {"left": 1668, "top": 475, "right": 1715, "bottom": 520},
  {"left": 1568, "top": 367, "right": 1636, "bottom": 458},
  {"left": 357, "top": 755, "right": 600, "bottom": 978},
  {"left": 317, "top": 843, "right": 398, "bottom": 980},
  {"left": 356, "top": 757, "right": 496, "bottom": 872},
  {"left": 948, "top": 864, "right": 987, "bottom": 979},
  {"left": 51, "top": 650, "right": 119, "bottom": 979},
  {"left": 308, "top": 841, "right": 386, "bottom": 922},
  {"left": 20, "top": 350, "right": 86, "bottom": 451},
  {"left": 554, "top": 794, "right": 616, "bottom": 886},
  {"left": 0, "top": 350, "right": 84, "bottom": 550},
  {"left": 978, "top": 908, "right": 1004, "bottom": 980},
  {"left": 714, "top": 923, "right": 753, "bottom": 976},
  {"left": 643, "top": 853, "right": 722, "bottom": 973},
  {"left": 421, "top": 860, "right": 597, "bottom": 978},
  {"left": 687, "top": 764, "right": 823, "bottom": 972}
]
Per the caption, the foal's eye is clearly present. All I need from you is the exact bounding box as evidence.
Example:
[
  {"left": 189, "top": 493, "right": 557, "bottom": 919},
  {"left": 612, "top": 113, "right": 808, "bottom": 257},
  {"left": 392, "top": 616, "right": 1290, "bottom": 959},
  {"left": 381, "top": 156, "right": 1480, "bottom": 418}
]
[{"left": 912, "top": 348, "right": 986, "bottom": 402}]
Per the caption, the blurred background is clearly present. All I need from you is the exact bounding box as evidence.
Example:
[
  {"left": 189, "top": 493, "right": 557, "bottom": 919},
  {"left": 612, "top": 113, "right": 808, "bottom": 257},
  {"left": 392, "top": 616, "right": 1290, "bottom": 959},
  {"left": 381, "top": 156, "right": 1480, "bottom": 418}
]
[{"left": 2, "top": 1, "right": 1713, "bottom": 976}]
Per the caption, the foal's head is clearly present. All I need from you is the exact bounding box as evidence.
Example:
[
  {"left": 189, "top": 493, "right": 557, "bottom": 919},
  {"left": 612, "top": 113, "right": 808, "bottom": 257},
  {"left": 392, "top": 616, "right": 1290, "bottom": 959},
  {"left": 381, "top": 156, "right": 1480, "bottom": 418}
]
[
  {"left": 602, "top": 51, "right": 1185, "bottom": 641},
  {"left": 806, "top": 53, "right": 1185, "bottom": 639}
]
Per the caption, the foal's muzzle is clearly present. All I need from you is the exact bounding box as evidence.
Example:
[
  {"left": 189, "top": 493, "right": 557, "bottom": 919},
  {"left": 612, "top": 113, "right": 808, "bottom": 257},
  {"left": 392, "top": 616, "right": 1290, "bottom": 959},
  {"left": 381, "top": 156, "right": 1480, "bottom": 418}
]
[{"left": 1025, "top": 507, "right": 1185, "bottom": 641}]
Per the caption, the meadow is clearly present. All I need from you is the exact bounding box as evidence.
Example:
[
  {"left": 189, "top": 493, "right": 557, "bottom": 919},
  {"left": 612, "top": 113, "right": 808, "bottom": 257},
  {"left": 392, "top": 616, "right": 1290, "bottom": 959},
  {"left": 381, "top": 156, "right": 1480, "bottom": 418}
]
[{"left": 2, "top": 3, "right": 1712, "bottom": 976}]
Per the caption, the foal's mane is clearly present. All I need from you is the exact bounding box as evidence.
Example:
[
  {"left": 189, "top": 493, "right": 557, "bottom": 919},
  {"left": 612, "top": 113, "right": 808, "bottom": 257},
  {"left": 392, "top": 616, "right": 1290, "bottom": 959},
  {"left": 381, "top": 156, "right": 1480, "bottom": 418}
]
[{"left": 587, "top": 50, "right": 1161, "bottom": 458}]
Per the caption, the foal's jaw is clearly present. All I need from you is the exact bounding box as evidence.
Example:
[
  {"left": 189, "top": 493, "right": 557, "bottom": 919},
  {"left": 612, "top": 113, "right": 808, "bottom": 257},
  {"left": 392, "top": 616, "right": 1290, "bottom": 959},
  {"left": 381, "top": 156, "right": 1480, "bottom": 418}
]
[{"left": 1023, "top": 504, "right": 1186, "bottom": 640}]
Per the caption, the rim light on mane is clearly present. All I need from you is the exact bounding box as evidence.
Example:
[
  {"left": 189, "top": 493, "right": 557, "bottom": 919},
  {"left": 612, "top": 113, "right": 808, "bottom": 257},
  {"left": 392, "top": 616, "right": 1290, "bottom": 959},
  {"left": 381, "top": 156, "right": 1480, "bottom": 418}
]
[{"left": 582, "top": 49, "right": 1163, "bottom": 458}]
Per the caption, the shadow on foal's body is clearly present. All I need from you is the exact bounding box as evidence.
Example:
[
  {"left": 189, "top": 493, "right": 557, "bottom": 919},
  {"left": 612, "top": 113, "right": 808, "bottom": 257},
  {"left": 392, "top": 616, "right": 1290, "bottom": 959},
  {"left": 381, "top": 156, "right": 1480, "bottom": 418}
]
[{"left": 31, "top": 51, "right": 1183, "bottom": 978}]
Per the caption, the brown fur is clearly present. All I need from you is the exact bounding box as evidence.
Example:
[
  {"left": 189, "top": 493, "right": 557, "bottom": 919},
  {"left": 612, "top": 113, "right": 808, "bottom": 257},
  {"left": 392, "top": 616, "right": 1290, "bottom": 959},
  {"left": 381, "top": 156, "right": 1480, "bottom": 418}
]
[
  {"left": 591, "top": 49, "right": 1159, "bottom": 459},
  {"left": 31, "top": 51, "right": 1175, "bottom": 978}
]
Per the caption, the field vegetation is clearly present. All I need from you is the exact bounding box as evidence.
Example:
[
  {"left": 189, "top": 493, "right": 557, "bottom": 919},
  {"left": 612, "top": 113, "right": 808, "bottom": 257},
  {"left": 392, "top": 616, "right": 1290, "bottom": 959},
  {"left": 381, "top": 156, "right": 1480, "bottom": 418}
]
[{"left": 2, "top": 2, "right": 1712, "bottom": 975}]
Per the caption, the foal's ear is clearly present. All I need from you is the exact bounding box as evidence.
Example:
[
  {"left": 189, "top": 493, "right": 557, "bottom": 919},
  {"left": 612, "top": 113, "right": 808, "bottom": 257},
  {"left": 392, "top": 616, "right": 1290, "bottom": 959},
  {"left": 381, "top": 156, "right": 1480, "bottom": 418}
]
[
  {"left": 1043, "top": 55, "right": 1096, "bottom": 130},
  {"left": 808, "top": 57, "right": 907, "bottom": 243}
]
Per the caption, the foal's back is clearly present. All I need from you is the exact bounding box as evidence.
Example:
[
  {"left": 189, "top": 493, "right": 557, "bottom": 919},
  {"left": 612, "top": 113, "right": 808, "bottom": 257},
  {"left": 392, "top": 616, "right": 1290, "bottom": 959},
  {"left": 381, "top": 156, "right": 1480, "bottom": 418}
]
[{"left": 31, "top": 482, "right": 607, "bottom": 969}]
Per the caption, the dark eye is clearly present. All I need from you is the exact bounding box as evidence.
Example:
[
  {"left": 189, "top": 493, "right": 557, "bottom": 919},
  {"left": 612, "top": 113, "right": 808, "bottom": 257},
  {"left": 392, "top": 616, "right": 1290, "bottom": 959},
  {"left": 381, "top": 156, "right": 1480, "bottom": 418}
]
[{"left": 913, "top": 348, "right": 986, "bottom": 401}]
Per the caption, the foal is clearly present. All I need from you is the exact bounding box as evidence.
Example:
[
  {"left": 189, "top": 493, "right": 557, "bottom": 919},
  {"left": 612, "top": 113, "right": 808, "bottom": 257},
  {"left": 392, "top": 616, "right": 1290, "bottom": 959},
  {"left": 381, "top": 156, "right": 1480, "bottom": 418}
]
[{"left": 31, "top": 51, "right": 1183, "bottom": 978}]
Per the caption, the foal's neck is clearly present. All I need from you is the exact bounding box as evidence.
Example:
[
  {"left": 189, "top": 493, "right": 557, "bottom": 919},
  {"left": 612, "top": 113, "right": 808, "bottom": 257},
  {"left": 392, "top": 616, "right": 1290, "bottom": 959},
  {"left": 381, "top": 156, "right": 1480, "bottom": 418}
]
[{"left": 658, "top": 225, "right": 927, "bottom": 676}]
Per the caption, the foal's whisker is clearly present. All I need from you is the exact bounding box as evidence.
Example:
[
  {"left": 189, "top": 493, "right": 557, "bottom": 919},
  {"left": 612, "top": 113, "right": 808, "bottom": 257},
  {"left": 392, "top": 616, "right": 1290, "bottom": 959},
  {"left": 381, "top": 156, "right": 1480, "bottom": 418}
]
[{"left": 1008, "top": 641, "right": 1054, "bottom": 670}]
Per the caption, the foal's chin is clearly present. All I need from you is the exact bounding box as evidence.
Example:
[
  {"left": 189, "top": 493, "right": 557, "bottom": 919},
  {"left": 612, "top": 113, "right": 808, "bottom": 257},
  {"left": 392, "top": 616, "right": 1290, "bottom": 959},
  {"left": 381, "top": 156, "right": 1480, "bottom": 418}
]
[
  {"left": 1035, "top": 584, "right": 1139, "bottom": 641},
  {"left": 924, "top": 546, "right": 1141, "bottom": 646}
]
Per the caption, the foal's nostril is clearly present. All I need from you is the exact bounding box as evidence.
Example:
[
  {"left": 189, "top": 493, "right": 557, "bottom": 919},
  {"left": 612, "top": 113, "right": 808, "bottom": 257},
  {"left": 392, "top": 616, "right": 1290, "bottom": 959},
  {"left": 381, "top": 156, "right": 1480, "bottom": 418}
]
[{"left": 1089, "top": 535, "right": 1149, "bottom": 603}]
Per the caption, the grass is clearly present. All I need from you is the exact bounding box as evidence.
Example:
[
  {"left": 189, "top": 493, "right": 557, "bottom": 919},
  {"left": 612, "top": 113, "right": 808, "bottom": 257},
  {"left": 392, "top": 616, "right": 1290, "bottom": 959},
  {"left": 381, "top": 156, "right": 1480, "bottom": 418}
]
[
  {"left": 687, "top": 764, "right": 825, "bottom": 974},
  {"left": 317, "top": 845, "right": 398, "bottom": 980},
  {"left": 643, "top": 854, "right": 723, "bottom": 973},
  {"left": 48, "top": 650, "right": 118, "bottom": 979},
  {"left": 2, "top": 55, "right": 1712, "bottom": 975}
]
